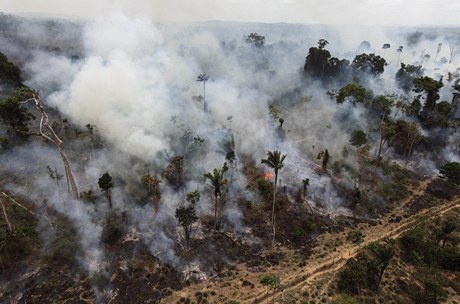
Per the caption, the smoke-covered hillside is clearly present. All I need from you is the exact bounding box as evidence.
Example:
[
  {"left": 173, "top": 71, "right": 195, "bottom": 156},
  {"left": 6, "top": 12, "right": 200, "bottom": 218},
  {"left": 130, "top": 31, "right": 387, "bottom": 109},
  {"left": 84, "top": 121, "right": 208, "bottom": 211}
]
[{"left": 0, "top": 11, "right": 459, "bottom": 304}]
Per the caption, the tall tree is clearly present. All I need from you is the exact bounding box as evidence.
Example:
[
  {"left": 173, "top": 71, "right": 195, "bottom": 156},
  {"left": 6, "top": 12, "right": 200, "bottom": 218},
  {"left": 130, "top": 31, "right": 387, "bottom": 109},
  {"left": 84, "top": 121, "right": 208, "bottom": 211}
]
[
  {"left": 304, "top": 39, "right": 350, "bottom": 82},
  {"left": 336, "top": 83, "right": 370, "bottom": 104},
  {"left": 395, "top": 63, "right": 423, "bottom": 93},
  {"left": 0, "top": 52, "right": 22, "bottom": 86},
  {"left": 98, "top": 172, "right": 114, "bottom": 209},
  {"left": 390, "top": 119, "right": 422, "bottom": 162},
  {"left": 349, "top": 130, "right": 367, "bottom": 147},
  {"left": 351, "top": 53, "right": 387, "bottom": 76},
  {"left": 304, "top": 39, "right": 332, "bottom": 78},
  {"left": 20, "top": 88, "right": 79, "bottom": 200},
  {"left": 0, "top": 93, "right": 34, "bottom": 137},
  {"left": 197, "top": 73, "right": 209, "bottom": 112},
  {"left": 368, "top": 242, "right": 395, "bottom": 290},
  {"left": 204, "top": 164, "right": 228, "bottom": 230},
  {"left": 322, "top": 149, "right": 330, "bottom": 172},
  {"left": 261, "top": 150, "right": 287, "bottom": 246},
  {"left": 373, "top": 95, "right": 396, "bottom": 160},
  {"left": 439, "top": 162, "right": 460, "bottom": 186},
  {"left": 245, "top": 33, "right": 265, "bottom": 48},
  {"left": 413, "top": 76, "right": 443, "bottom": 114}
]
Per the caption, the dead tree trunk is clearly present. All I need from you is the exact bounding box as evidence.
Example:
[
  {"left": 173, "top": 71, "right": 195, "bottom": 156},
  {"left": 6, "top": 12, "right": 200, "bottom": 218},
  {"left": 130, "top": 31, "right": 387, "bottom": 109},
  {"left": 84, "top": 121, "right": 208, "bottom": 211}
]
[
  {"left": 24, "top": 92, "right": 79, "bottom": 200},
  {"left": 0, "top": 199, "right": 12, "bottom": 231}
]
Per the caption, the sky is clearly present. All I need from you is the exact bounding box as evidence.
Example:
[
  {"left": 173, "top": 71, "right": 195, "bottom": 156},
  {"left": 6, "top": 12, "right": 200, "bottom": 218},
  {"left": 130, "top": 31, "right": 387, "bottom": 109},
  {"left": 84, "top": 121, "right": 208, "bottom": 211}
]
[{"left": 2, "top": 0, "right": 460, "bottom": 25}]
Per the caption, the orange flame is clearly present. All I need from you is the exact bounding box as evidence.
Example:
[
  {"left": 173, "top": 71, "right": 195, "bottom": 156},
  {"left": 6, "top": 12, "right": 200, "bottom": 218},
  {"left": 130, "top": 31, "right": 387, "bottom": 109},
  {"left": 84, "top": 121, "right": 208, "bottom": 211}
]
[{"left": 263, "top": 172, "right": 274, "bottom": 181}]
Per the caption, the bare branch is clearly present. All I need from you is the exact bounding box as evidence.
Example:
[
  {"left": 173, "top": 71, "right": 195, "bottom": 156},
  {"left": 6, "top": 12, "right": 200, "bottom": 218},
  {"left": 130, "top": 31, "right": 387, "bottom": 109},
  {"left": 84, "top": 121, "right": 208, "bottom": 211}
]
[
  {"left": 0, "top": 199, "right": 12, "bottom": 231},
  {"left": 20, "top": 92, "right": 79, "bottom": 200}
]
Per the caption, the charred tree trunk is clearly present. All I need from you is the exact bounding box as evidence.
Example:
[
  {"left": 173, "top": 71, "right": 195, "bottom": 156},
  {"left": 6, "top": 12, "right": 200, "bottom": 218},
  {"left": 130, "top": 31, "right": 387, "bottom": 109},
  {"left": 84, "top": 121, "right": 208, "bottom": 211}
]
[
  {"left": 322, "top": 149, "right": 330, "bottom": 172},
  {"left": 272, "top": 172, "right": 278, "bottom": 247},
  {"left": 214, "top": 192, "right": 218, "bottom": 230},
  {"left": 106, "top": 190, "right": 112, "bottom": 209},
  {"left": 376, "top": 109, "right": 388, "bottom": 160}
]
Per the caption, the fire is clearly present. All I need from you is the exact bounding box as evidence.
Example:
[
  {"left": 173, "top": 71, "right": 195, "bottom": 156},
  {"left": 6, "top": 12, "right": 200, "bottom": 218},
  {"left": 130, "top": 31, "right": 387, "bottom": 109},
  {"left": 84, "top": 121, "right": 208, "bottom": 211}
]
[{"left": 263, "top": 172, "right": 273, "bottom": 181}]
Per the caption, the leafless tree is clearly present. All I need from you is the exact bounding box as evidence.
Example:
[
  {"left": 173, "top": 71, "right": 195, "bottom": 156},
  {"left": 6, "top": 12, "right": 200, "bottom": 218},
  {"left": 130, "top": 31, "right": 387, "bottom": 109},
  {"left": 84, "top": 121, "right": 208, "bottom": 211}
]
[{"left": 22, "top": 90, "right": 79, "bottom": 200}]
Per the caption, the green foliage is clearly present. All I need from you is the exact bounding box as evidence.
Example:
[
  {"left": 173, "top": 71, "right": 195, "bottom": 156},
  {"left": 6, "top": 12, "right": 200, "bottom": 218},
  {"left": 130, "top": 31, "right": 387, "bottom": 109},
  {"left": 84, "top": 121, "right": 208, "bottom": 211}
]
[
  {"left": 268, "top": 104, "right": 281, "bottom": 120},
  {"left": 261, "top": 150, "right": 287, "bottom": 244},
  {"left": 338, "top": 241, "right": 395, "bottom": 295},
  {"left": 336, "top": 83, "right": 369, "bottom": 104},
  {"left": 0, "top": 136, "right": 9, "bottom": 151},
  {"left": 80, "top": 189, "right": 96, "bottom": 203},
  {"left": 419, "top": 280, "right": 448, "bottom": 304},
  {"left": 421, "top": 100, "right": 453, "bottom": 128},
  {"left": 99, "top": 171, "right": 114, "bottom": 208},
  {"left": 387, "top": 119, "right": 421, "bottom": 158},
  {"left": 260, "top": 275, "right": 280, "bottom": 289},
  {"left": 204, "top": 166, "right": 228, "bottom": 198},
  {"left": 175, "top": 191, "right": 199, "bottom": 243},
  {"left": 303, "top": 217, "right": 318, "bottom": 232},
  {"left": 245, "top": 33, "right": 265, "bottom": 48},
  {"left": 196, "top": 73, "right": 209, "bottom": 83},
  {"left": 400, "top": 222, "right": 460, "bottom": 272},
  {"left": 413, "top": 76, "right": 443, "bottom": 114},
  {"left": 304, "top": 39, "right": 349, "bottom": 80},
  {"left": 395, "top": 63, "right": 423, "bottom": 93},
  {"left": 0, "top": 91, "right": 34, "bottom": 136},
  {"left": 318, "top": 39, "right": 329, "bottom": 49},
  {"left": 351, "top": 53, "right": 386, "bottom": 76},
  {"left": 47, "top": 217, "right": 81, "bottom": 265},
  {"left": 337, "top": 251, "right": 379, "bottom": 294},
  {"left": 257, "top": 178, "right": 274, "bottom": 201},
  {"left": 261, "top": 150, "right": 286, "bottom": 181},
  {"left": 347, "top": 230, "right": 365, "bottom": 245},
  {"left": 304, "top": 44, "right": 332, "bottom": 77},
  {"left": 46, "top": 165, "right": 63, "bottom": 181},
  {"left": 186, "top": 189, "right": 200, "bottom": 205},
  {"left": 370, "top": 94, "right": 396, "bottom": 114},
  {"left": 0, "top": 52, "right": 22, "bottom": 86},
  {"left": 439, "top": 162, "right": 460, "bottom": 185},
  {"left": 349, "top": 130, "right": 367, "bottom": 147},
  {"left": 204, "top": 164, "right": 228, "bottom": 229},
  {"left": 98, "top": 171, "right": 113, "bottom": 192},
  {"left": 439, "top": 246, "right": 460, "bottom": 271},
  {"left": 0, "top": 201, "right": 39, "bottom": 273}
]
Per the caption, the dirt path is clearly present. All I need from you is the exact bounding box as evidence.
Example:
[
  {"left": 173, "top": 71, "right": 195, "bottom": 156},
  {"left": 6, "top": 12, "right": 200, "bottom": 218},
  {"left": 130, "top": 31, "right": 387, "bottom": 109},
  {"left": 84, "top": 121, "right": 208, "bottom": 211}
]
[
  {"left": 163, "top": 180, "right": 459, "bottom": 304},
  {"left": 247, "top": 181, "right": 460, "bottom": 303}
]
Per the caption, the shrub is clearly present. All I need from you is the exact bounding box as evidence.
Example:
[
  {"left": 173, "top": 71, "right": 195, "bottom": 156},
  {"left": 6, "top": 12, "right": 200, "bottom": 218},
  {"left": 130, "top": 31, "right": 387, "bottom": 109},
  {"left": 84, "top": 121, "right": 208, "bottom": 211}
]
[{"left": 347, "top": 230, "right": 365, "bottom": 245}]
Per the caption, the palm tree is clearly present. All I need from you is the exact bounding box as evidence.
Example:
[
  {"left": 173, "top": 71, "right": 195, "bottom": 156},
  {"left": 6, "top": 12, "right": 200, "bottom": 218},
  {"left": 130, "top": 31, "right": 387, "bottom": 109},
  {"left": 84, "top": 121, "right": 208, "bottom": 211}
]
[
  {"left": 261, "top": 150, "right": 287, "bottom": 246},
  {"left": 369, "top": 241, "right": 395, "bottom": 290},
  {"left": 197, "top": 73, "right": 209, "bottom": 112},
  {"left": 204, "top": 166, "right": 227, "bottom": 230}
]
